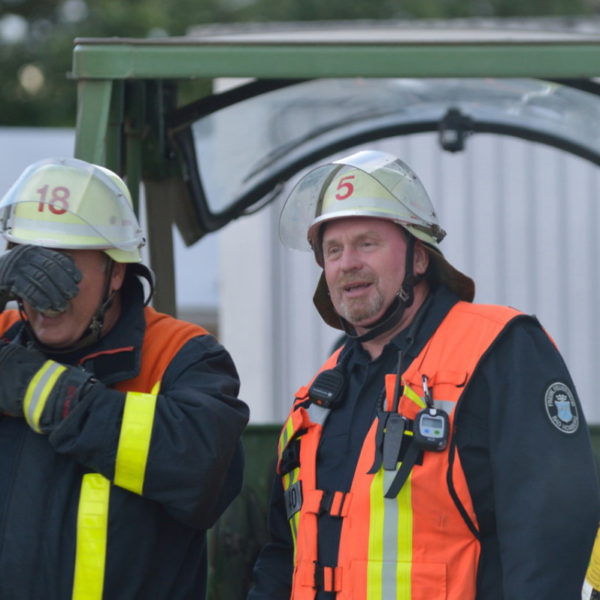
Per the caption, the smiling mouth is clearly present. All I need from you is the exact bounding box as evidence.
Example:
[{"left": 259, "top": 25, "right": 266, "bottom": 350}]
[{"left": 343, "top": 282, "right": 372, "bottom": 293}]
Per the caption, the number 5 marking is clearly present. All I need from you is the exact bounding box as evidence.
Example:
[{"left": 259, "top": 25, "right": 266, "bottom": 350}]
[{"left": 335, "top": 175, "right": 355, "bottom": 200}]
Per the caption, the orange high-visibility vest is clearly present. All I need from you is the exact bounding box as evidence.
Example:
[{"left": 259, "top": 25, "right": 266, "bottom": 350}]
[
  {"left": 278, "top": 301, "right": 524, "bottom": 600},
  {"left": 112, "top": 306, "right": 208, "bottom": 393},
  {"left": 0, "top": 306, "right": 207, "bottom": 393}
]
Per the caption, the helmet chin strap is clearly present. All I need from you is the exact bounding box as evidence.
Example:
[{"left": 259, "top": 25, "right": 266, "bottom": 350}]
[
  {"left": 21, "top": 257, "right": 117, "bottom": 355},
  {"left": 340, "top": 236, "right": 420, "bottom": 343}
]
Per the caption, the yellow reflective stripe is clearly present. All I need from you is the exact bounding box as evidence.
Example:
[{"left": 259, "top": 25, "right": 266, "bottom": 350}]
[
  {"left": 367, "top": 469, "right": 385, "bottom": 600},
  {"left": 368, "top": 468, "right": 413, "bottom": 600},
  {"left": 72, "top": 473, "right": 110, "bottom": 600},
  {"left": 585, "top": 526, "right": 600, "bottom": 589},
  {"left": 114, "top": 385, "right": 158, "bottom": 495},
  {"left": 395, "top": 472, "right": 412, "bottom": 600},
  {"left": 279, "top": 414, "right": 302, "bottom": 560},
  {"left": 278, "top": 415, "right": 295, "bottom": 457},
  {"left": 403, "top": 383, "right": 426, "bottom": 409},
  {"left": 23, "top": 360, "right": 67, "bottom": 433}
]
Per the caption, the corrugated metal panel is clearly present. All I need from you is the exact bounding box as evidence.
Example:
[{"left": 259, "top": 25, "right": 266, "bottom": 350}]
[{"left": 264, "top": 133, "right": 600, "bottom": 424}]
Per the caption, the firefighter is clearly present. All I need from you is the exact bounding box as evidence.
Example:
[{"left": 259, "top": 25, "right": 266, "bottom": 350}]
[
  {"left": 248, "top": 149, "right": 600, "bottom": 599},
  {"left": 0, "top": 157, "right": 249, "bottom": 599}
]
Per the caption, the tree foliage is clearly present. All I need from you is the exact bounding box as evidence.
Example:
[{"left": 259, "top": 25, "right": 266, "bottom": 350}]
[{"left": 0, "top": 0, "right": 594, "bottom": 126}]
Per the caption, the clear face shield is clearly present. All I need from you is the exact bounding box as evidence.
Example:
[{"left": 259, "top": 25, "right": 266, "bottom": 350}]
[
  {"left": 279, "top": 150, "right": 446, "bottom": 253},
  {"left": 0, "top": 158, "right": 145, "bottom": 263}
]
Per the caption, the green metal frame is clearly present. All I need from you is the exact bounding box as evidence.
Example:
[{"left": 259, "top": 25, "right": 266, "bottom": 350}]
[
  {"left": 71, "top": 34, "right": 600, "bottom": 316},
  {"left": 70, "top": 31, "right": 600, "bottom": 599},
  {"left": 72, "top": 37, "right": 600, "bottom": 80}
]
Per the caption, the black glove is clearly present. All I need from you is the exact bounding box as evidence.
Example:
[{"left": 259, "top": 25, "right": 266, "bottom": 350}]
[
  {"left": 0, "top": 342, "right": 99, "bottom": 433},
  {"left": 0, "top": 245, "right": 82, "bottom": 313}
]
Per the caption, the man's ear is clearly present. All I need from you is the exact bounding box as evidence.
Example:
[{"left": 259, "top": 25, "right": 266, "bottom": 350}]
[
  {"left": 413, "top": 241, "right": 430, "bottom": 277},
  {"left": 110, "top": 262, "right": 127, "bottom": 293}
]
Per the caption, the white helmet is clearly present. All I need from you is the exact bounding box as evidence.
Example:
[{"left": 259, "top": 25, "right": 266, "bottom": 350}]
[
  {"left": 281, "top": 149, "right": 445, "bottom": 255},
  {"left": 280, "top": 150, "right": 474, "bottom": 330},
  {"left": 0, "top": 157, "right": 145, "bottom": 263}
]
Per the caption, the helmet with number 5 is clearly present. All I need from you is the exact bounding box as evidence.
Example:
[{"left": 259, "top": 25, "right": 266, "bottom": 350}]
[
  {"left": 279, "top": 150, "right": 474, "bottom": 331},
  {"left": 281, "top": 150, "right": 445, "bottom": 256},
  {"left": 0, "top": 157, "right": 145, "bottom": 263}
]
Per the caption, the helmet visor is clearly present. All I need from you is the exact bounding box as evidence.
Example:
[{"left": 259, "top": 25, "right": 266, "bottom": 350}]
[{"left": 279, "top": 150, "right": 444, "bottom": 251}]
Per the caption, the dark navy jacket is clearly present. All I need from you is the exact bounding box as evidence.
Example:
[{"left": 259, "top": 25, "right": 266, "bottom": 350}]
[
  {"left": 249, "top": 285, "right": 600, "bottom": 600},
  {"left": 0, "top": 277, "right": 249, "bottom": 599}
]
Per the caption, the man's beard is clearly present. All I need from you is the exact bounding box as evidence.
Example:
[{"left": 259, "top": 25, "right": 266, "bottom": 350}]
[{"left": 336, "top": 285, "right": 385, "bottom": 327}]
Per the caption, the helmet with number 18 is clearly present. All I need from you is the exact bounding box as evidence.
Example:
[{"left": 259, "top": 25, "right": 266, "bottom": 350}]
[{"left": 0, "top": 157, "right": 145, "bottom": 262}]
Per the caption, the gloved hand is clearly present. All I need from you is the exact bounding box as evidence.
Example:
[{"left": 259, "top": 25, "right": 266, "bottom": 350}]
[
  {"left": 0, "top": 245, "right": 82, "bottom": 313},
  {"left": 0, "top": 342, "right": 99, "bottom": 433}
]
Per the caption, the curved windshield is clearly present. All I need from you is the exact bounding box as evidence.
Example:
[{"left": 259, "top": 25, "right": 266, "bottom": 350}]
[{"left": 177, "top": 77, "right": 600, "bottom": 223}]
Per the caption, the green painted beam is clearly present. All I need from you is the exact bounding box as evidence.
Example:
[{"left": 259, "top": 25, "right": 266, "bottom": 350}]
[
  {"left": 74, "top": 79, "right": 113, "bottom": 164},
  {"left": 72, "top": 40, "right": 600, "bottom": 80}
]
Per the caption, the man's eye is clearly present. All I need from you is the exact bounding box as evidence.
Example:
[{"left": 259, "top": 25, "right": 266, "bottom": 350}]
[{"left": 326, "top": 246, "right": 341, "bottom": 258}]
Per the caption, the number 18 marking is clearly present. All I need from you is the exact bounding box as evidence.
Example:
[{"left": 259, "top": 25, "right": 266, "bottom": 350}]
[{"left": 36, "top": 185, "right": 70, "bottom": 215}]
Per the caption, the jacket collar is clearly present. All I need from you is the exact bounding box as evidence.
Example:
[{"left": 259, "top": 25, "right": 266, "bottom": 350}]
[
  {"left": 72, "top": 277, "right": 147, "bottom": 385},
  {"left": 342, "top": 284, "right": 460, "bottom": 367},
  {"left": 7, "top": 276, "right": 147, "bottom": 386}
]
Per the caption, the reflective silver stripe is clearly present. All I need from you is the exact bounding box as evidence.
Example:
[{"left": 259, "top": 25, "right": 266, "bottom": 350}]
[
  {"left": 307, "top": 403, "right": 330, "bottom": 425},
  {"left": 23, "top": 361, "right": 67, "bottom": 433},
  {"left": 381, "top": 470, "right": 399, "bottom": 598},
  {"left": 433, "top": 399, "right": 456, "bottom": 414},
  {"left": 9, "top": 218, "right": 140, "bottom": 251},
  {"left": 368, "top": 465, "right": 413, "bottom": 598}
]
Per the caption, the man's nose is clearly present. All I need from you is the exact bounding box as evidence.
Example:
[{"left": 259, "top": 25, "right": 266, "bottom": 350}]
[{"left": 339, "top": 246, "right": 362, "bottom": 271}]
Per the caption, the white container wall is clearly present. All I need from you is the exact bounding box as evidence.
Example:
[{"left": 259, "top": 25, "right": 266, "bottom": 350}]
[
  {"left": 1, "top": 127, "right": 598, "bottom": 425},
  {"left": 221, "top": 133, "right": 600, "bottom": 425}
]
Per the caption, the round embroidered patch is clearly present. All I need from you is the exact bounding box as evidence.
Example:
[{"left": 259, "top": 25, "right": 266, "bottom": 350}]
[{"left": 544, "top": 381, "right": 579, "bottom": 434}]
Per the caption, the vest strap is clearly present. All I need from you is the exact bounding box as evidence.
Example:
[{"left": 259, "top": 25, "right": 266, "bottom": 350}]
[
  {"left": 297, "top": 561, "right": 342, "bottom": 592},
  {"left": 315, "top": 564, "right": 342, "bottom": 593},
  {"left": 321, "top": 490, "right": 352, "bottom": 517},
  {"left": 303, "top": 489, "right": 352, "bottom": 517},
  {"left": 279, "top": 438, "right": 301, "bottom": 476}
]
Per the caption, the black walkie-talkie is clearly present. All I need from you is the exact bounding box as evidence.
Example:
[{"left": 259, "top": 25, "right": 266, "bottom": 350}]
[{"left": 308, "top": 368, "right": 346, "bottom": 409}]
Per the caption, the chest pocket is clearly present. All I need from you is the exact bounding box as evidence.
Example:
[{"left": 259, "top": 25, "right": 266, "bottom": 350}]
[
  {"left": 398, "top": 370, "right": 468, "bottom": 420},
  {"left": 374, "top": 370, "right": 468, "bottom": 486}
]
